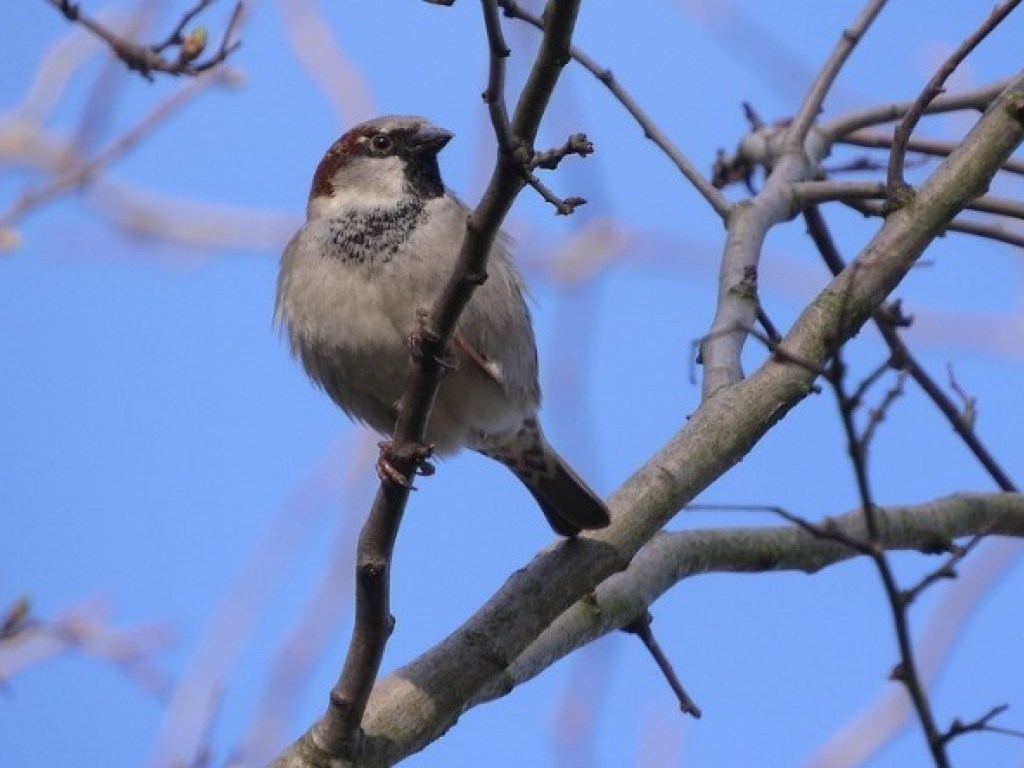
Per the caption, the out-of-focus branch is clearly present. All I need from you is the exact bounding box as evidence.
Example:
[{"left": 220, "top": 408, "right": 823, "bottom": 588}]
[
  {"left": 271, "top": 1, "right": 587, "bottom": 764},
  {"left": 46, "top": 0, "right": 244, "bottom": 81},
  {"left": 887, "top": 0, "right": 1022, "bottom": 195},
  {"left": 274, "top": 0, "right": 376, "bottom": 123},
  {"left": 0, "top": 597, "right": 173, "bottom": 698},
  {"left": 822, "top": 79, "right": 1010, "bottom": 142},
  {"left": 839, "top": 130, "right": 1024, "bottom": 176},
  {"left": 1, "top": 70, "right": 235, "bottom": 241}
]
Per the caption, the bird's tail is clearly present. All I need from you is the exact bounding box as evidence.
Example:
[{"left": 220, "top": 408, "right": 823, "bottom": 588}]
[{"left": 479, "top": 418, "right": 611, "bottom": 537}]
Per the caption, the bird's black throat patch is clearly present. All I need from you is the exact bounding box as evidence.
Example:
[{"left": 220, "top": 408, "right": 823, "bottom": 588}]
[
  {"left": 326, "top": 199, "right": 426, "bottom": 267},
  {"left": 402, "top": 154, "right": 445, "bottom": 200}
]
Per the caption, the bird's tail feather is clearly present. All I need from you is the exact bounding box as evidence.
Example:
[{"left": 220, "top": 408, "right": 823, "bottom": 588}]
[{"left": 478, "top": 418, "right": 611, "bottom": 537}]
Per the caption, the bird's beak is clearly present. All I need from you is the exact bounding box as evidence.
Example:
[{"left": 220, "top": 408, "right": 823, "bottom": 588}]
[{"left": 408, "top": 124, "right": 454, "bottom": 155}]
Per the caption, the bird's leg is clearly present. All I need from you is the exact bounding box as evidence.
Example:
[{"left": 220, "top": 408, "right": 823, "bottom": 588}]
[
  {"left": 376, "top": 440, "right": 436, "bottom": 488},
  {"left": 408, "top": 308, "right": 457, "bottom": 373}
]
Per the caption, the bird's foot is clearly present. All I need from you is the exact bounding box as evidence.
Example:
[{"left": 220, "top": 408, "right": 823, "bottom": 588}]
[
  {"left": 408, "top": 308, "right": 457, "bottom": 372},
  {"left": 376, "top": 440, "right": 436, "bottom": 488}
]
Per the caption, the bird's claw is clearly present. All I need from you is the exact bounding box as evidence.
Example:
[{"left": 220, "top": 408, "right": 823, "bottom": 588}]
[{"left": 376, "top": 440, "right": 436, "bottom": 488}]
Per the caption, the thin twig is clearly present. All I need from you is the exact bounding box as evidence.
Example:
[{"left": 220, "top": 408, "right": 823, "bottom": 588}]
[
  {"left": 825, "top": 345, "right": 950, "bottom": 766},
  {"left": 497, "top": 0, "right": 729, "bottom": 219},
  {"left": 784, "top": 0, "right": 889, "bottom": 152},
  {"left": 843, "top": 199, "right": 1024, "bottom": 250},
  {"left": 795, "top": 181, "right": 1024, "bottom": 221},
  {"left": 804, "top": 205, "right": 1018, "bottom": 492},
  {"left": 623, "top": 612, "right": 702, "bottom": 719},
  {"left": 900, "top": 531, "right": 989, "bottom": 607},
  {"left": 822, "top": 79, "right": 1011, "bottom": 142},
  {"left": 480, "top": 0, "right": 587, "bottom": 214},
  {"left": 46, "top": 0, "right": 244, "bottom": 81},
  {"left": 839, "top": 129, "right": 1024, "bottom": 176},
  {"left": 858, "top": 370, "right": 907, "bottom": 451},
  {"left": 887, "top": 0, "right": 1022, "bottom": 196},
  {"left": 940, "top": 704, "right": 1021, "bottom": 746}
]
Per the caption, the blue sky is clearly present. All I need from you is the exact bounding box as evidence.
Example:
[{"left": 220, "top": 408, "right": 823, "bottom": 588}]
[{"left": 2, "top": 1, "right": 1023, "bottom": 766}]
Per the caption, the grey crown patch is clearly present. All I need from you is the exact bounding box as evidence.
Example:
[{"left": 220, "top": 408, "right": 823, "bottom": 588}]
[{"left": 327, "top": 199, "right": 426, "bottom": 267}]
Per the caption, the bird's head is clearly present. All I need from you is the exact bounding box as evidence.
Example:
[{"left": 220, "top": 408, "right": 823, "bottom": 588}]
[{"left": 307, "top": 115, "right": 453, "bottom": 220}]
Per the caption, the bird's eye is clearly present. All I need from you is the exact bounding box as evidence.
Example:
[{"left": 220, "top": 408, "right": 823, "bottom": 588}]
[{"left": 370, "top": 134, "right": 392, "bottom": 152}]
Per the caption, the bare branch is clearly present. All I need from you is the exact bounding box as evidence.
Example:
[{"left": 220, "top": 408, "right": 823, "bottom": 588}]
[
  {"left": 46, "top": 0, "right": 244, "bottom": 81},
  {"left": 941, "top": 703, "right": 1023, "bottom": 746},
  {"left": 887, "top": 0, "right": 1022, "bottom": 195},
  {"left": 498, "top": 0, "right": 730, "bottom": 219},
  {"left": 702, "top": 1, "right": 888, "bottom": 397},
  {"left": 839, "top": 129, "right": 1024, "bottom": 176},
  {"left": 843, "top": 198, "right": 1024, "bottom": 249},
  {"left": 784, "top": 0, "right": 889, "bottom": 152},
  {"left": 622, "top": 612, "right": 702, "bottom": 719},
  {"left": 338, "top": 495, "right": 1024, "bottom": 765},
  {"left": 822, "top": 79, "right": 1011, "bottom": 142},
  {"left": 804, "top": 205, "right": 1018, "bottom": 493}
]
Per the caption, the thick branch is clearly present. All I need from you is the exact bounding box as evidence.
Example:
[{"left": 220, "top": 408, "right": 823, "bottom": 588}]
[
  {"left": 360, "top": 494, "right": 1024, "bottom": 764},
  {"left": 480, "top": 493, "right": 1024, "bottom": 708},
  {"left": 702, "top": 0, "right": 888, "bottom": 397}
]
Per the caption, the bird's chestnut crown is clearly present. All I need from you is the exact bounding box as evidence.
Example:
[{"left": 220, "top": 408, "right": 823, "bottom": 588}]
[{"left": 309, "top": 116, "right": 453, "bottom": 207}]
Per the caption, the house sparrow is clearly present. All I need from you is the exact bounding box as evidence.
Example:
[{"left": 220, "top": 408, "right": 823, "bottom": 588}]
[{"left": 275, "top": 115, "right": 610, "bottom": 536}]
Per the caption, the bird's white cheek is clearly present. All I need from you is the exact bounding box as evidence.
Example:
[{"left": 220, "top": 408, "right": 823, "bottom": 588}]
[{"left": 309, "top": 156, "right": 409, "bottom": 218}]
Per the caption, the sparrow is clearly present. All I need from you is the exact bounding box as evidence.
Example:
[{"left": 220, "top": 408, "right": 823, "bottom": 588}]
[{"left": 275, "top": 115, "right": 610, "bottom": 536}]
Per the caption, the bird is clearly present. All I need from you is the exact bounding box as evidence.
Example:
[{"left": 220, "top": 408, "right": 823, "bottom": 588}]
[{"left": 275, "top": 115, "right": 610, "bottom": 536}]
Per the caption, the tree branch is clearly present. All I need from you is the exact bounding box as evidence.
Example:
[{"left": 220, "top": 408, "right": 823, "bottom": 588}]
[
  {"left": 803, "top": 205, "right": 1019, "bottom": 492},
  {"left": 497, "top": 0, "right": 730, "bottom": 219},
  {"left": 702, "top": 0, "right": 888, "bottom": 397},
  {"left": 822, "top": 79, "right": 1010, "bottom": 142},
  {"left": 838, "top": 129, "right": 1024, "bottom": 176},
  {"left": 353, "top": 494, "right": 1024, "bottom": 765},
  {"left": 887, "top": 0, "right": 1021, "bottom": 196},
  {"left": 46, "top": 0, "right": 244, "bottom": 81},
  {"left": 274, "top": 1, "right": 586, "bottom": 763}
]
